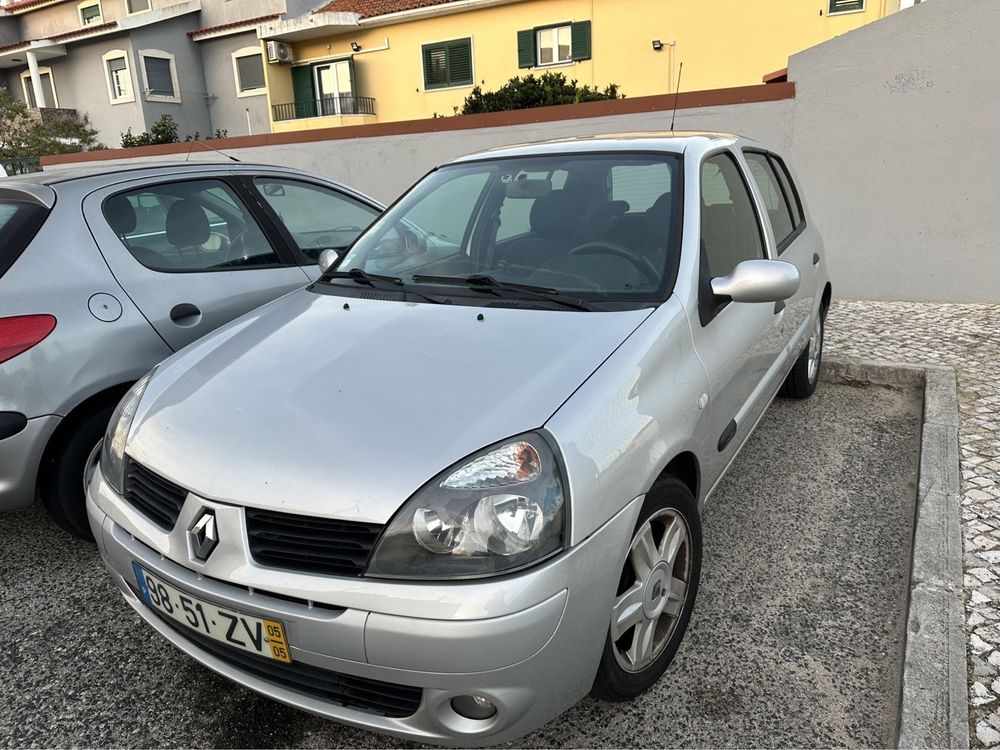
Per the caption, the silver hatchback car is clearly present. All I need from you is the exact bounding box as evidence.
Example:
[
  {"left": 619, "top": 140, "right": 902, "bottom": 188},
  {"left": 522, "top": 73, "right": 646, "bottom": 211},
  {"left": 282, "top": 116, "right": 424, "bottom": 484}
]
[
  {"left": 0, "top": 163, "right": 381, "bottom": 537},
  {"left": 88, "top": 134, "right": 830, "bottom": 746}
]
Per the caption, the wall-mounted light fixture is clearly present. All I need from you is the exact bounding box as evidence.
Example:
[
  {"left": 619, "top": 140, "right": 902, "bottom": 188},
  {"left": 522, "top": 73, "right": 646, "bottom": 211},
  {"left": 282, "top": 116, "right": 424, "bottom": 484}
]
[
  {"left": 350, "top": 41, "right": 361, "bottom": 52},
  {"left": 651, "top": 39, "right": 663, "bottom": 51}
]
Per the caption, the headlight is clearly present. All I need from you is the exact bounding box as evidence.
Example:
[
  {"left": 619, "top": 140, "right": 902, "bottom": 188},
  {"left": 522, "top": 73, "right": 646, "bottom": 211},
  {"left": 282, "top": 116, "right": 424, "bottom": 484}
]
[
  {"left": 366, "top": 432, "right": 567, "bottom": 580},
  {"left": 100, "top": 369, "right": 155, "bottom": 495}
]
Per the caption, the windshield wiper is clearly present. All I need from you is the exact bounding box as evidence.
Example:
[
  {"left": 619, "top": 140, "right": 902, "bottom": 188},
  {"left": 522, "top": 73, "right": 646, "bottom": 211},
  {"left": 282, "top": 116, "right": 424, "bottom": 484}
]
[
  {"left": 323, "top": 268, "right": 445, "bottom": 305},
  {"left": 410, "top": 274, "right": 598, "bottom": 312}
]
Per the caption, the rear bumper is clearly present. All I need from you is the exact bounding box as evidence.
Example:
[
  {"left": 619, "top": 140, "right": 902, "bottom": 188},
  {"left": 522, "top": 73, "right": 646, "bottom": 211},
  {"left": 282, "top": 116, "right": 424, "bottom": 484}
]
[
  {"left": 87, "top": 464, "right": 640, "bottom": 746},
  {"left": 0, "top": 414, "right": 59, "bottom": 511}
]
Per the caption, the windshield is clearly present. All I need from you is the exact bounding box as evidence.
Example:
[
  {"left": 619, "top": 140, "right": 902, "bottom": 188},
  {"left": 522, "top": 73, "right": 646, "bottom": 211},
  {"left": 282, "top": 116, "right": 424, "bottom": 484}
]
[{"left": 335, "top": 153, "right": 682, "bottom": 308}]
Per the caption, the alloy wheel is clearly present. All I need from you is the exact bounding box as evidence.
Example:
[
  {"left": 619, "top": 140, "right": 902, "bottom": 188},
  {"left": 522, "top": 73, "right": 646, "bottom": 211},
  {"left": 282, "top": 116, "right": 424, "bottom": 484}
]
[
  {"left": 610, "top": 508, "right": 692, "bottom": 673},
  {"left": 807, "top": 314, "right": 824, "bottom": 384}
]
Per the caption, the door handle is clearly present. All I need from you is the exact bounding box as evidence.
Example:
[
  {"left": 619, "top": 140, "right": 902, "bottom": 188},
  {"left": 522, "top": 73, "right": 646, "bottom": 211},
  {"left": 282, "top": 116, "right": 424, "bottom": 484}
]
[
  {"left": 169, "top": 303, "right": 202, "bottom": 327},
  {"left": 774, "top": 300, "right": 786, "bottom": 314},
  {"left": 812, "top": 253, "right": 821, "bottom": 266}
]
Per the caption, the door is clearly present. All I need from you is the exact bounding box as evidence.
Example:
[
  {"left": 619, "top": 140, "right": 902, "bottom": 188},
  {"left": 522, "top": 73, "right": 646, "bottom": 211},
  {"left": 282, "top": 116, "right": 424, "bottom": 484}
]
[
  {"left": 85, "top": 175, "right": 311, "bottom": 352},
  {"left": 314, "top": 60, "right": 354, "bottom": 115},
  {"left": 742, "top": 150, "right": 817, "bottom": 349},
  {"left": 689, "top": 151, "right": 788, "bottom": 488}
]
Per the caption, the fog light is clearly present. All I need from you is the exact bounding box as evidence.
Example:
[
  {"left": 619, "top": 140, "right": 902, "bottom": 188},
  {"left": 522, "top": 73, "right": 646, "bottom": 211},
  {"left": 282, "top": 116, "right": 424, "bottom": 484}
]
[{"left": 450, "top": 694, "right": 497, "bottom": 720}]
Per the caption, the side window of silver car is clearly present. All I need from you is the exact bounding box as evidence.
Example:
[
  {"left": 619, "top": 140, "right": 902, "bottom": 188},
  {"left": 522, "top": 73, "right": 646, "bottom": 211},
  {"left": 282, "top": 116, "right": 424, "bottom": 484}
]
[
  {"left": 103, "top": 179, "right": 280, "bottom": 273},
  {"left": 699, "top": 153, "right": 765, "bottom": 280},
  {"left": 697, "top": 152, "right": 767, "bottom": 326}
]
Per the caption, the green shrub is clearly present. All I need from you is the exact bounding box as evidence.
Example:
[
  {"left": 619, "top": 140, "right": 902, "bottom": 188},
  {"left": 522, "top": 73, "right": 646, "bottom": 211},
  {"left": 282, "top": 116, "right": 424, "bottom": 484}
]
[{"left": 461, "top": 72, "right": 623, "bottom": 115}]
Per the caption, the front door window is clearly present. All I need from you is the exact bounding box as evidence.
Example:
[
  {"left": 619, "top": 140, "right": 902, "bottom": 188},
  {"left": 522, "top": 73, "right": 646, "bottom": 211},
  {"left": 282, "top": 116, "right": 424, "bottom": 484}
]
[{"left": 315, "top": 61, "right": 354, "bottom": 115}]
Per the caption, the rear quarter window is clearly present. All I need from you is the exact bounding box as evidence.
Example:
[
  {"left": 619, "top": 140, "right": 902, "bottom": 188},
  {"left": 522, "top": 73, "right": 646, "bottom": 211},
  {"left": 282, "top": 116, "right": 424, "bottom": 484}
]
[{"left": 0, "top": 201, "right": 49, "bottom": 279}]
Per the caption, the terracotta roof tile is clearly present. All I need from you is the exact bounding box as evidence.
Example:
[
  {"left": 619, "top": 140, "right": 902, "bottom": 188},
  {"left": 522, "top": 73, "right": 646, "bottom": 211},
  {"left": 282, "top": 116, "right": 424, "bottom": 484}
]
[
  {"left": 187, "top": 13, "right": 281, "bottom": 38},
  {"left": 313, "top": 0, "right": 465, "bottom": 20},
  {"left": 1, "top": 0, "right": 67, "bottom": 12}
]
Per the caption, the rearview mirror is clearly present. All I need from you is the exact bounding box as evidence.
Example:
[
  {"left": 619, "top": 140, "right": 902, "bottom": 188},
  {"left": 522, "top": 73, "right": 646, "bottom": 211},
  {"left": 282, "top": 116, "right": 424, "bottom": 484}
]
[
  {"left": 710, "top": 259, "right": 800, "bottom": 303},
  {"left": 505, "top": 178, "right": 551, "bottom": 199},
  {"left": 318, "top": 248, "right": 340, "bottom": 273}
]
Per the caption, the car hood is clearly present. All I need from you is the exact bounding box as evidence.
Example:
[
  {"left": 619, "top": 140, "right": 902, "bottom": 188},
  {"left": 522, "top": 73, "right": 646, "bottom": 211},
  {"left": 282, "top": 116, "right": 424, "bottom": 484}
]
[{"left": 126, "top": 289, "right": 653, "bottom": 524}]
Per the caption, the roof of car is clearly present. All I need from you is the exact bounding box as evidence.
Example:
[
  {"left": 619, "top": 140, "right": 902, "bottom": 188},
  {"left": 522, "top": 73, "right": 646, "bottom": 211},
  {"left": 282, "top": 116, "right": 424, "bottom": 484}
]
[
  {"left": 0, "top": 160, "right": 306, "bottom": 187},
  {"left": 448, "top": 132, "right": 746, "bottom": 163}
]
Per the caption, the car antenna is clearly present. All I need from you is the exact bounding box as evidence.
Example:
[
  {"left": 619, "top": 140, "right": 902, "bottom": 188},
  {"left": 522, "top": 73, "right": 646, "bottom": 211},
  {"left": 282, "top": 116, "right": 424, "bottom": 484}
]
[
  {"left": 669, "top": 61, "right": 684, "bottom": 132},
  {"left": 185, "top": 137, "right": 242, "bottom": 163}
]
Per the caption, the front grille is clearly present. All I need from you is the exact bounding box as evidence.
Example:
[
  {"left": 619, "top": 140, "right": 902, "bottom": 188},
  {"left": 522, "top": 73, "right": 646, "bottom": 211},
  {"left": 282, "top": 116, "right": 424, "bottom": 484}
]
[
  {"left": 156, "top": 613, "right": 422, "bottom": 717},
  {"left": 246, "top": 508, "right": 383, "bottom": 578},
  {"left": 123, "top": 459, "right": 188, "bottom": 530}
]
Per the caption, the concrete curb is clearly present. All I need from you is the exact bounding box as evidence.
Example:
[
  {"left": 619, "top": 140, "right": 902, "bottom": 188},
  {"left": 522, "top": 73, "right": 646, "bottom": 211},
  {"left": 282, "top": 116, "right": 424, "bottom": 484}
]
[{"left": 824, "top": 357, "right": 968, "bottom": 749}]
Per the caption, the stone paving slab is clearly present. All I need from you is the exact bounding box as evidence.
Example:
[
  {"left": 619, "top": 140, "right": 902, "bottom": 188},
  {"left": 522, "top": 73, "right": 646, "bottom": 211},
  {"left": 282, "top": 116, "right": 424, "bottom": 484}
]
[{"left": 825, "top": 299, "right": 1000, "bottom": 749}]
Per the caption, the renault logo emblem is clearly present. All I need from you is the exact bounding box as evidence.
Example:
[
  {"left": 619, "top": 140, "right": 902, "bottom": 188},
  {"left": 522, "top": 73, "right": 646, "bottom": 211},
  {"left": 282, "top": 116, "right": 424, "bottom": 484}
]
[{"left": 189, "top": 510, "right": 219, "bottom": 561}]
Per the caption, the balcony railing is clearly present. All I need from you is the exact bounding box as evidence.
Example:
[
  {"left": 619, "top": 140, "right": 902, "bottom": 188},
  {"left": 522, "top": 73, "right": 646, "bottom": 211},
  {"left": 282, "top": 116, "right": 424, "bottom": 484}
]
[{"left": 272, "top": 95, "right": 376, "bottom": 122}]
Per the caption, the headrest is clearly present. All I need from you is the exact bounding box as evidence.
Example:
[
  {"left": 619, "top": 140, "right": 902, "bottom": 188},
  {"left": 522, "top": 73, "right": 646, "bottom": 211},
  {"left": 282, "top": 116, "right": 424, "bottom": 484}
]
[
  {"left": 105, "top": 195, "right": 136, "bottom": 236},
  {"left": 529, "top": 192, "right": 580, "bottom": 237},
  {"left": 587, "top": 200, "right": 628, "bottom": 236},
  {"left": 165, "top": 199, "right": 210, "bottom": 248}
]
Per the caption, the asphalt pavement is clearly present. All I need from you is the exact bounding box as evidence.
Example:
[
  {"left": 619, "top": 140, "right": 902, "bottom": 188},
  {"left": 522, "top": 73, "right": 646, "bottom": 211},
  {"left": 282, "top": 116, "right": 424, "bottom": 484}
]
[{"left": 0, "top": 379, "right": 922, "bottom": 749}]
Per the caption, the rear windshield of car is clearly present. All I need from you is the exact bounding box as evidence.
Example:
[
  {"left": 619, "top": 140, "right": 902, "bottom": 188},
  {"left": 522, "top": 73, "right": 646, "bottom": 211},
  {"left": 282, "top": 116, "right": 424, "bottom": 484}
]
[
  {"left": 0, "top": 200, "right": 49, "bottom": 279},
  {"left": 336, "top": 153, "right": 683, "bottom": 308}
]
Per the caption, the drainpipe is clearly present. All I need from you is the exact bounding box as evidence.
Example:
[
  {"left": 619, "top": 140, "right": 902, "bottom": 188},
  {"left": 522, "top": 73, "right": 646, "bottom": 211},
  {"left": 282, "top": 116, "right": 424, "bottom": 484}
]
[{"left": 25, "top": 50, "right": 46, "bottom": 108}]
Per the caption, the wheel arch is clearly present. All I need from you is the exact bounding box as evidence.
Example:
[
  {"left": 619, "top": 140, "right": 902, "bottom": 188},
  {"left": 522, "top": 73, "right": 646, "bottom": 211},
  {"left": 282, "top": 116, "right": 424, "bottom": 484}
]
[
  {"left": 821, "top": 282, "right": 832, "bottom": 311},
  {"left": 652, "top": 451, "right": 700, "bottom": 503},
  {"left": 37, "top": 381, "right": 134, "bottom": 486}
]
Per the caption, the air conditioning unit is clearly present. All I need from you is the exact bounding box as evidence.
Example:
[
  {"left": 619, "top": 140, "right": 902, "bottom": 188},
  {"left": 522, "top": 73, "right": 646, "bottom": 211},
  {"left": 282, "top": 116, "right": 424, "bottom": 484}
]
[{"left": 266, "top": 41, "right": 293, "bottom": 64}]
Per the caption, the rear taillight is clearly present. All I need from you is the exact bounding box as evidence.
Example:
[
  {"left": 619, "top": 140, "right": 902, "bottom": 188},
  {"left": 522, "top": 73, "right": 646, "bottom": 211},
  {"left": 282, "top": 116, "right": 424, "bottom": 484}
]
[{"left": 0, "top": 315, "right": 57, "bottom": 366}]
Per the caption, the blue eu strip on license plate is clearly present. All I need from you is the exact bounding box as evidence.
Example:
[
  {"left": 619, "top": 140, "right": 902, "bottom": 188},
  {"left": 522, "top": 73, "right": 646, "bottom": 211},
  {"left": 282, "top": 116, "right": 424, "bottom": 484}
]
[{"left": 132, "top": 561, "right": 153, "bottom": 605}]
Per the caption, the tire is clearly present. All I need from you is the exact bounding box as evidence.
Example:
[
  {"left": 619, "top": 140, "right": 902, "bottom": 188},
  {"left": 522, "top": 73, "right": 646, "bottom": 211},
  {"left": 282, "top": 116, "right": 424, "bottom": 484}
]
[
  {"left": 38, "top": 405, "right": 113, "bottom": 541},
  {"left": 591, "top": 476, "right": 702, "bottom": 702},
  {"left": 781, "top": 306, "right": 826, "bottom": 400}
]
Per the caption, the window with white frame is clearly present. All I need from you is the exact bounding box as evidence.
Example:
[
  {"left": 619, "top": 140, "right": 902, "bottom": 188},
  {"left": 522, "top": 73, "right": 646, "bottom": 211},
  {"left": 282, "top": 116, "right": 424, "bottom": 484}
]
[
  {"left": 139, "top": 49, "right": 180, "bottom": 102},
  {"left": 536, "top": 24, "right": 571, "bottom": 65},
  {"left": 102, "top": 49, "right": 134, "bottom": 103},
  {"left": 78, "top": 0, "right": 103, "bottom": 26},
  {"left": 231, "top": 46, "right": 265, "bottom": 96},
  {"left": 20, "top": 68, "right": 58, "bottom": 108},
  {"left": 125, "top": 0, "right": 150, "bottom": 13}
]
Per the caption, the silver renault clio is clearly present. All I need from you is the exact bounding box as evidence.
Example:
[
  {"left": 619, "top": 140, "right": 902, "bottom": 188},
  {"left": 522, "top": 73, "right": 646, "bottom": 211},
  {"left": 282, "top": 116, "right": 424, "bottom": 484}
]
[{"left": 88, "top": 133, "right": 830, "bottom": 746}]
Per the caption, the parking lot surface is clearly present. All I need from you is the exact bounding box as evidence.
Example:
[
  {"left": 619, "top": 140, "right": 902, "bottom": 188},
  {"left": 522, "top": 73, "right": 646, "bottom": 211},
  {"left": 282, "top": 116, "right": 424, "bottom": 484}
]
[{"left": 1, "top": 379, "right": 921, "bottom": 749}]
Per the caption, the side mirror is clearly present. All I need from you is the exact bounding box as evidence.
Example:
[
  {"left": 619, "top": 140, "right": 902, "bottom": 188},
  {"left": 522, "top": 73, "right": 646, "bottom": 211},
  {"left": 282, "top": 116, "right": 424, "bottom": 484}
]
[
  {"left": 710, "top": 259, "right": 800, "bottom": 303},
  {"left": 318, "top": 248, "right": 341, "bottom": 274}
]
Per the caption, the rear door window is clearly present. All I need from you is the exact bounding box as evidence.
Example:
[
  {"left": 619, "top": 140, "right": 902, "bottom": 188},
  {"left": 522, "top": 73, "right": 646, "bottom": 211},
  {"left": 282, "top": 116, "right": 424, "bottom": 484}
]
[
  {"left": 0, "top": 201, "right": 49, "bottom": 278},
  {"left": 104, "top": 179, "right": 279, "bottom": 272}
]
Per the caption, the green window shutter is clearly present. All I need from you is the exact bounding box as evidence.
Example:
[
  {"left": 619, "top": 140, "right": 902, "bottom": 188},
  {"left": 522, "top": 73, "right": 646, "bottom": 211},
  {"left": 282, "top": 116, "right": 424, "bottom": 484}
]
[
  {"left": 422, "top": 44, "right": 447, "bottom": 88},
  {"left": 291, "top": 65, "right": 315, "bottom": 118},
  {"left": 571, "top": 20, "right": 591, "bottom": 61},
  {"left": 446, "top": 39, "right": 473, "bottom": 86},
  {"left": 828, "top": 0, "right": 864, "bottom": 12},
  {"left": 517, "top": 28, "right": 535, "bottom": 68}
]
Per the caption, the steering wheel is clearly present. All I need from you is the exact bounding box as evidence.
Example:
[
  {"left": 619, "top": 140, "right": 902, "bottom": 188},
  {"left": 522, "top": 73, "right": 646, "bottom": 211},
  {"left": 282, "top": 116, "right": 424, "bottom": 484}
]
[
  {"left": 224, "top": 229, "right": 254, "bottom": 265},
  {"left": 567, "top": 241, "right": 660, "bottom": 284}
]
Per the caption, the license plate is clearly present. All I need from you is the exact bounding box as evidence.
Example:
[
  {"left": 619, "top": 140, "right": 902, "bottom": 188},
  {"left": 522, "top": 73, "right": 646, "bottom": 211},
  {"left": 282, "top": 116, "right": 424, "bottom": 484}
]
[{"left": 132, "top": 562, "right": 291, "bottom": 663}]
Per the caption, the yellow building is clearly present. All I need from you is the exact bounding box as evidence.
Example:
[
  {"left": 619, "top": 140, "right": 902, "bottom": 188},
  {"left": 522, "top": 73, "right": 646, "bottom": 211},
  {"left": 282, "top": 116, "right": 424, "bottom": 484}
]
[{"left": 260, "top": 0, "right": 899, "bottom": 133}]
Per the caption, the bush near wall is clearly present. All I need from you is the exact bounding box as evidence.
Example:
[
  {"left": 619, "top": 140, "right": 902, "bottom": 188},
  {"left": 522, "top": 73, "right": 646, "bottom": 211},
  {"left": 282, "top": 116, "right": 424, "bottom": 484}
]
[{"left": 461, "top": 72, "right": 623, "bottom": 115}]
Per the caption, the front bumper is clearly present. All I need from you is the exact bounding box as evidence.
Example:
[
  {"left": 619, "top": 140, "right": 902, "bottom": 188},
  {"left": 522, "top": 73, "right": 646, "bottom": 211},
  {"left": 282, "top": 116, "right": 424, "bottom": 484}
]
[
  {"left": 0, "top": 414, "right": 60, "bottom": 511},
  {"left": 87, "top": 463, "right": 640, "bottom": 746}
]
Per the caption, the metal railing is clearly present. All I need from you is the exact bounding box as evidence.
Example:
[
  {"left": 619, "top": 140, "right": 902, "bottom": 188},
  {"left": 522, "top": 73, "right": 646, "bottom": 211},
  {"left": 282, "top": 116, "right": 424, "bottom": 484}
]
[
  {"left": 272, "top": 95, "right": 376, "bottom": 122},
  {"left": 0, "top": 157, "right": 42, "bottom": 175}
]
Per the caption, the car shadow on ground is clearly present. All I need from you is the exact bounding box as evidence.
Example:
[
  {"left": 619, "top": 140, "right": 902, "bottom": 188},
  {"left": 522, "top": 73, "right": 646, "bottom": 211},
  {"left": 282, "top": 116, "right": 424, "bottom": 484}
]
[{"left": 1, "top": 380, "right": 921, "bottom": 749}]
